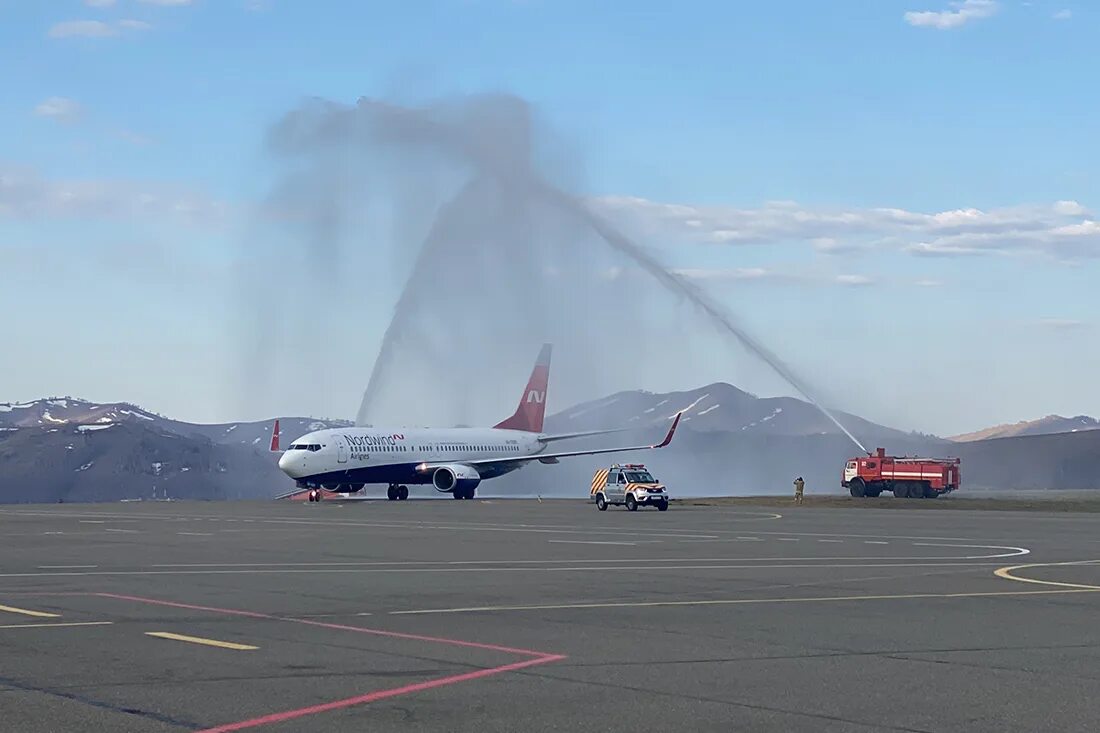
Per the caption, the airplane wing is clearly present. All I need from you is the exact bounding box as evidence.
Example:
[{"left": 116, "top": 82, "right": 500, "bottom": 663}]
[
  {"left": 417, "top": 412, "right": 682, "bottom": 473},
  {"left": 536, "top": 427, "right": 632, "bottom": 444}
]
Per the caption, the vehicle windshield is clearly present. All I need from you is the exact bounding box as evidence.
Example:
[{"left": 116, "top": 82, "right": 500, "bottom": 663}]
[{"left": 624, "top": 471, "right": 655, "bottom": 483}]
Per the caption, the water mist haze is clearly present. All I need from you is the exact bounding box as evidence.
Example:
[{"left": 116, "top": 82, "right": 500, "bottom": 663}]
[{"left": 235, "top": 90, "right": 866, "bottom": 452}]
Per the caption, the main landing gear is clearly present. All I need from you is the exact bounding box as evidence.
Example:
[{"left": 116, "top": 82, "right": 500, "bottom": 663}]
[
  {"left": 387, "top": 484, "right": 409, "bottom": 501},
  {"left": 451, "top": 486, "right": 476, "bottom": 500}
]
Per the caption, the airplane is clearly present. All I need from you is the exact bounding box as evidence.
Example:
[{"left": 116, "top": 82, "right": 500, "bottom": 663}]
[{"left": 271, "top": 343, "right": 682, "bottom": 501}]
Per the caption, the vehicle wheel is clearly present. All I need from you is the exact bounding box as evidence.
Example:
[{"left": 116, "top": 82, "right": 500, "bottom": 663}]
[
  {"left": 625, "top": 495, "right": 638, "bottom": 512},
  {"left": 596, "top": 494, "right": 608, "bottom": 511},
  {"left": 657, "top": 500, "right": 668, "bottom": 511},
  {"left": 387, "top": 486, "right": 397, "bottom": 501},
  {"left": 398, "top": 485, "right": 409, "bottom": 501},
  {"left": 893, "top": 485, "right": 907, "bottom": 498},
  {"left": 849, "top": 479, "right": 866, "bottom": 498}
]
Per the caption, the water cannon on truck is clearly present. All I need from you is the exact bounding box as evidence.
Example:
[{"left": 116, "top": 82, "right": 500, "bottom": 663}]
[{"left": 842, "top": 447, "right": 960, "bottom": 499}]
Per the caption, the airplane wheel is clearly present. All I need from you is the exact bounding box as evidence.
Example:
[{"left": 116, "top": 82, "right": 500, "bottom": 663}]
[
  {"left": 387, "top": 486, "right": 397, "bottom": 501},
  {"left": 398, "top": 486, "right": 409, "bottom": 501}
]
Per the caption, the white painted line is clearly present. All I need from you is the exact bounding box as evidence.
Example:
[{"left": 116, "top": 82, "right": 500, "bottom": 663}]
[
  {"left": 864, "top": 541, "right": 888, "bottom": 545},
  {"left": 390, "top": 588, "right": 1100, "bottom": 616},
  {"left": 0, "top": 621, "right": 114, "bottom": 630},
  {"left": 913, "top": 543, "right": 1030, "bottom": 559},
  {"left": 177, "top": 532, "right": 214, "bottom": 536},
  {"left": 104, "top": 528, "right": 139, "bottom": 534},
  {"left": 548, "top": 540, "right": 638, "bottom": 546},
  {"left": 819, "top": 539, "right": 843, "bottom": 543},
  {"left": 38, "top": 565, "right": 98, "bottom": 569},
  {"left": 737, "top": 537, "right": 761, "bottom": 541},
  {"left": 776, "top": 538, "right": 799, "bottom": 542},
  {"left": 79, "top": 521, "right": 105, "bottom": 524},
  {"left": 0, "top": 561, "right": 1013, "bottom": 578}
]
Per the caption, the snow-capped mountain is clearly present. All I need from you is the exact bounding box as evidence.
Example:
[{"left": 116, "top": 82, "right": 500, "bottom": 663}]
[{"left": 950, "top": 415, "right": 1100, "bottom": 442}]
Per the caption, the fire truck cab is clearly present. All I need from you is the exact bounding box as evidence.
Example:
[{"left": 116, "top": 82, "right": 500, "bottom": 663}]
[{"left": 590, "top": 463, "right": 669, "bottom": 511}]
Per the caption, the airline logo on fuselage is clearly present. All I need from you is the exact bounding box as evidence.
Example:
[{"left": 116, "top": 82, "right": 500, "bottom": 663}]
[
  {"left": 343, "top": 433, "right": 405, "bottom": 447},
  {"left": 527, "top": 390, "right": 545, "bottom": 404}
]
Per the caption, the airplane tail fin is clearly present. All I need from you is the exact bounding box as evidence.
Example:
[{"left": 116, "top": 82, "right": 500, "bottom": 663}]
[
  {"left": 269, "top": 419, "right": 281, "bottom": 452},
  {"left": 493, "top": 343, "right": 551, "bottom": 433}
]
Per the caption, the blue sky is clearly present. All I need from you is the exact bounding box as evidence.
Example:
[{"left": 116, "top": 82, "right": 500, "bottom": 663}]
[{"left": 1, "top": 0, "right": 1097, "bottom": 435}]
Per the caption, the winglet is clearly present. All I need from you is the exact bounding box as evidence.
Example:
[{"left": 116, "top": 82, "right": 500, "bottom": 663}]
[
  {"left": 269, "top": 419, "right": 281, "bottom": 452},
  {"left": 654, "top": 411, "right": 682, "bottom": 448}
]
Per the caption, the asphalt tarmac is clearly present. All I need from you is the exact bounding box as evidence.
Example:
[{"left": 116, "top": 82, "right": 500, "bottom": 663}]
[{"left": 2, "top": 498, "right": 1100, "bottom": 732}]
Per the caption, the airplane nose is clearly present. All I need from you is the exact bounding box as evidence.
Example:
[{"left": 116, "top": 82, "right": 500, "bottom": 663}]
[{"left": 278, "top": 451, "right": 295, "bottom": 475}]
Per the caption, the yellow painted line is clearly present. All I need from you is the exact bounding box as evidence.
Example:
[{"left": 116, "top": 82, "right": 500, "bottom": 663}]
[
  {"left": 391, "top": 587, "right": 1100, "bottom": 615},
  {"left": 0, "top": 621, "right": 112, "bottom": 630},
  {"left": 994, "top": 560, "right": 1100, "bottom": 590},
  {"left": 0, "top": 603, "right": 61, "bottom": 618},
  {"left": 145, "top": 631, "right": 258, "bottom": 650}
]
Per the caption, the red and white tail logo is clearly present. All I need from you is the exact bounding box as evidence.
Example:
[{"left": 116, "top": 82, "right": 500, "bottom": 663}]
[
  {"left": 269, "top": 419, "right": 281, "bottom": 452},
  {"left": 494, "top": 344, "right": 552, "bottom": 433}
]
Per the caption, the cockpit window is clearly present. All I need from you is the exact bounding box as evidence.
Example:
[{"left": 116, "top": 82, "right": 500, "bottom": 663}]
[{"left": 308, "top": 444, "right": 321, "bottom": 452}]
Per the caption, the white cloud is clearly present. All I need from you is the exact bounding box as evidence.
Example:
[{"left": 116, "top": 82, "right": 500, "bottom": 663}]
[
  {"left": 673, "top": 267, "right": 782, "bottom": 282},
  {"left": 1054, "top": 200, "right": 1087, "bottom": 216},
  {"left": 1053, "top": 9, "right": 1072, "bottom": 20},
  {"left": 1026, "top": 318, "right": 1087, "bottom": 330},
  {"left": 835, "top": 274, "right": 874, "bottom": 287},
  {"left": 0, "top": 165, "right": 228, "bottom": 227},
  {"left": 48, "top": 20, "right": 117, "bottom": 38},
  {"left": 48, "top": 19, "right": 153, "bottom": 38},
  {"left": 33, "top": 97, "right": 83, "bottom": 122},
  {"left": 904, "top": 0, "right": 999, "bottom": 29},
  {"left": 595, "top": 196, "right": 1099, "bottom": 261}
]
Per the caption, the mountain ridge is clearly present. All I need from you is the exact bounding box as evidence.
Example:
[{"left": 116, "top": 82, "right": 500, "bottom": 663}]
[{"left": 2, "top": 388, "right": 1098, "bottom": 503}]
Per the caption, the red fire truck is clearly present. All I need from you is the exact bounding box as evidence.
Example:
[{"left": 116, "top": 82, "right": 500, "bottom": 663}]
[{"left": 842, "top": 448, "right": 960, "bottom": 499}]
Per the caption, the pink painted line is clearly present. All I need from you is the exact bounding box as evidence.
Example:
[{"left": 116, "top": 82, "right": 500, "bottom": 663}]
[
  {"left": 95, "top": 593, "right": 552, "bottom": 657},
  {"left": 195, "top": 653, "right": 565, "bottom": 733}
]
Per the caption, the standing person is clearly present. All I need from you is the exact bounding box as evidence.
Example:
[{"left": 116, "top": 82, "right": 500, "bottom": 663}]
[{"left": 793, "top": 476, "right": 805, "bottom": 505}]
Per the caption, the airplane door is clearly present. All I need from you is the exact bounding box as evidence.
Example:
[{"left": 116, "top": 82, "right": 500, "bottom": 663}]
[{"left": 337, "top": 439, "right": 348, "bottom": 464}]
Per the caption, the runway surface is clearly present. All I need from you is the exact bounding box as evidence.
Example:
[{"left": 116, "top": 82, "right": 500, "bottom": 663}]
[{"left": 2, "top": 498, "right": 1100, "bottom": 732}]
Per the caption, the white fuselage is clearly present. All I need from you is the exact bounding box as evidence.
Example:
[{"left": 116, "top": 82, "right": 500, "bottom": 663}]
[{"left": 278, "top": 426, "right": 545, "bottom": 488}]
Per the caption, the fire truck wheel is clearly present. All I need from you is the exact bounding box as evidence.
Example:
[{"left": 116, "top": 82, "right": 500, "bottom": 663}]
[
  {"left": 849, "top": 479, "right": 866, "bottom": 498},
  {"left": 596, "top": 494, "right": 608, "bottom": 511},
  {"left": 923, "top": 485, "right": 936, "bottom": 499},
  {"left": 625, "top": 495, "right": 638, "bottom": 512}
]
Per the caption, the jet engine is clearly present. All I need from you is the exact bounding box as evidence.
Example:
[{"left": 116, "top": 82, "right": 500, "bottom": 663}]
[{"left": 431, "top": 464, "right": 482, "bottom": 494}]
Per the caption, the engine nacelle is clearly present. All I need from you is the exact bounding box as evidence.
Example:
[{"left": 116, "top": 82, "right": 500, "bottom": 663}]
[{"left": 431, "top": 464, "right": 482, "bottom": 494}]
